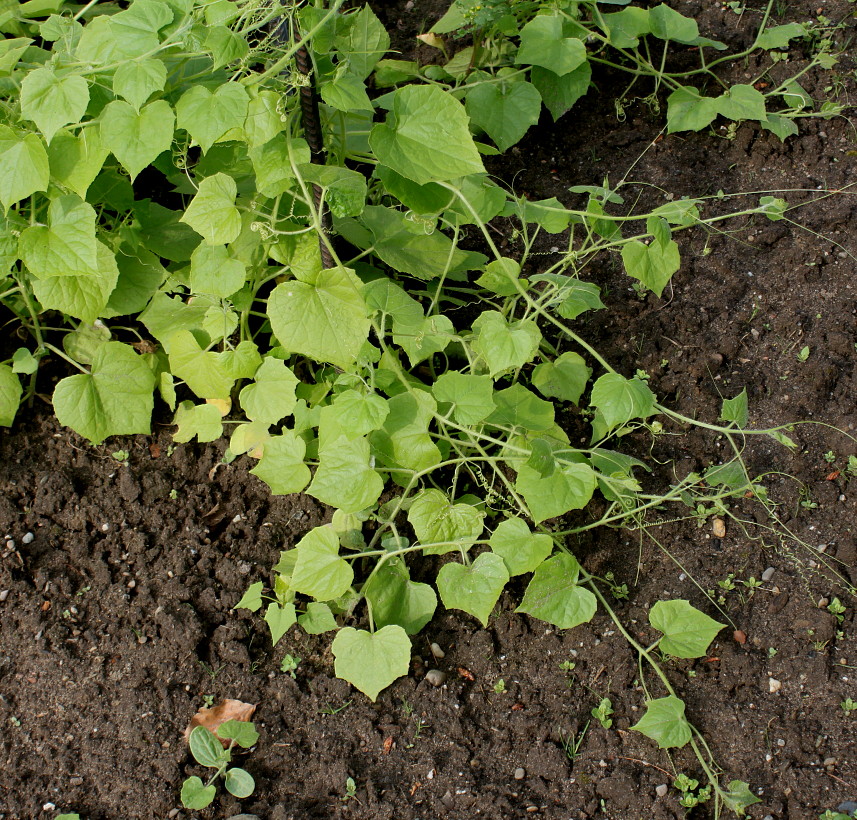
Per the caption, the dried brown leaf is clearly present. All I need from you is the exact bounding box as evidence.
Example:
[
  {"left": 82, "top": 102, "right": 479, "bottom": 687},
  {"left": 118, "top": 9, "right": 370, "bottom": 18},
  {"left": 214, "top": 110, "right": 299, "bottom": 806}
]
[{"left": 183, "top": 698, "right": 256, "bottom": 746}]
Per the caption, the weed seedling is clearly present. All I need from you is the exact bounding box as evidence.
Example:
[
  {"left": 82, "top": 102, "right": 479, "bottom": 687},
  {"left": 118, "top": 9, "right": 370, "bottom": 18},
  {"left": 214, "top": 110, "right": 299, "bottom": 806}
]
[
  {"left": 342, "top": 776, "right": 359, "bottom": 802},
  {"left": 673, "top": 773, "right": 712, "bottom": 809},
  {"left": 493, "top": 678, "right": 507, "bottom": 694},
  {"left": 181, "top": 720, "right": 258, "bottom": 809},
  {"left": 827, "top": 598, "right": 846, "bottom": 622},
  {"left": 319, "top": 700, "right": 352, "bottom": 716},
  {"left": 111, "top": 450, "right": 129, "bottom": 463},
  {"left": 559, "top": 722, "right": 590, "bottom": 762},
  {"left": 841, "top": 698, "right": 856, "bottom": 715},
  {"left": 280, "top": 654, "right": 301, "bottom": 678},
  {"left": 591, "top": 697, "right": 614, "bottom": 729}
]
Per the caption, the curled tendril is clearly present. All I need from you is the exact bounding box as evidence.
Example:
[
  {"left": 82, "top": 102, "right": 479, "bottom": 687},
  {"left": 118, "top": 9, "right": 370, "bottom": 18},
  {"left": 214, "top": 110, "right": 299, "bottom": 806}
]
[{"left": 405, "top": 211, "right": 436, "bottom": 235}]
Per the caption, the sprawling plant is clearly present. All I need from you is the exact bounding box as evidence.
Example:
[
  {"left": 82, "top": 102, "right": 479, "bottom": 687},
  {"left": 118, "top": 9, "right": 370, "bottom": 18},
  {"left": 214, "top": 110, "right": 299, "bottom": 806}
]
[{"left": 0, "top": 0, "right": 847, "bottom": 813}]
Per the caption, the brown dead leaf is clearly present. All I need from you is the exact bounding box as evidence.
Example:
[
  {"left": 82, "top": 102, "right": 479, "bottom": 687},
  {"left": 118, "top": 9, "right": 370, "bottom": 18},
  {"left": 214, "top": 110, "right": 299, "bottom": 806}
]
[
  {"left": 183, "top": 699, "right": 256, "bottom": 747},
  {"left": 383, "top": 736, "right": 393, "bottom": 754},
  {"left": 416, "top": 32, "right": 444, "bottom": 49},
  {"left": 733, "top": 629, "right": 747, "bottom": 645}
]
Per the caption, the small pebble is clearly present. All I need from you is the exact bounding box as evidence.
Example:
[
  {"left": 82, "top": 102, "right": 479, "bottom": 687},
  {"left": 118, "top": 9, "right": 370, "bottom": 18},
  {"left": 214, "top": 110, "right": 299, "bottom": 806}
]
[
  {"left": 762, "top": 815, "right": 774, "bottom": 820},
  {"left": 167, "top": 811, "right": 180, "bottom": 819},
  {"left": 69, "top": 776, "right": 83, "bottom": 786},
  {"left": 514, "top": 767, "right": 526, "bottom": 780},
  {"left": 733, "top": 629, "right": 747, "bottom": 645},
  {"left": 22, "top": 532, "right": 34, "bottom": 545},
  {"left": 425, "top": 669, "right": 447, "bottom": 687},
  {"left": 427, "top": 769, "right": 435, "bottom": 780},
  {"left": 0, "top": 590, "right": 9, "bottom": 602},
  {"left": 761, "top": 567, "right": 775, "bottom": 582},
  {"left": 43, "top": 804, "right": 55, "bottom": 812},
  {"left": 712, "top": 518, "right": 726, "bottom": 538},
  {"left": 776, "top": 738, "right": 785, "bottom": 747},
  {"left": 100, "top": 523, "right": 109, "bottom": 532},
  {"left": 430, "top": 642, "right": 445, "bottom": 659},
  {"left": 656, "top": 784, "right": 669, "bottom": 797},
  {"left": 824, "top": 757, "right": 837, "bottom": 768},
  {"left": 768, "top": 677, "right": 782, "bottom": 693},
  {"left": 817, "top": 597, "right": 829, "bottom": 609},
  {"left": 6, "top": 539, "right": 15, "bottom": 549}
]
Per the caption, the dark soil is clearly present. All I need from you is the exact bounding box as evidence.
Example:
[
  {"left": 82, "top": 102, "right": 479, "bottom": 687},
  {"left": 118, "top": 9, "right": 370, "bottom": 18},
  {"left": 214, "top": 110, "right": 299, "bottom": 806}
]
[{"left": 2, "top": 2, "right": 857, "bottom": 819}]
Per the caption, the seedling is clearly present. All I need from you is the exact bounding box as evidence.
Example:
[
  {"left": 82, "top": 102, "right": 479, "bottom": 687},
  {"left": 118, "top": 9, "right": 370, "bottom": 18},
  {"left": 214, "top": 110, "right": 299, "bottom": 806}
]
[
  {"left": 493, "top": 678, "right": 507, "bottom": 694},
  {"left": 559, "top": 722, "right": 589, "bottom": 762},
  {"left": 319, "top": 700, "right": 352, "bottom": 716},
  {"left": 797, "top": 346, "right": 811, "bottom": 362},
  {"left": 841, "top": 698, "right": 856, "bottom": 715},
  {"left": 342, "top": 776, "right": 358, "bottom": 802},
  {"left": 280, "top": 654, "right": 301, "bottom": 678},
  {"left": 674, "top": 773, "right": 713, "bottom": 809},
  {"left": 181, "top": 720, "right": 258, "bottom": 809},
  {"left": 111, "top": 450, "right": 129, "bottom": 463},
  {"left": 591, "top": 697, "right": 614, "bottom": 729},
  {"left": 828, "top": 598, "right": 846, "bottom": 622}
]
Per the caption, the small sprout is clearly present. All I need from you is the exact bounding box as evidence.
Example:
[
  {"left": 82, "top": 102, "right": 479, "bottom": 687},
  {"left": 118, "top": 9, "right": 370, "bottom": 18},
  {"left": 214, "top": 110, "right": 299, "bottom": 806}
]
[
  {"left": 493, "top": 678, "right": 507, "bottom": 694},
  {"left": 827, "top": 598, "right": 846, "bottom": 622},
  {"left": 796, "top": 345, "right": 810, "bottom": 362},
  {"left": 111, "top": 449, "right": 129, "bottom": 462},
  {"left": 342, "top": 776, "right": 358, "bottom": 802},
  {"left": 280, "top": 654, "right": 301, "bottom": 678},
  {"left": 824, "top": 450, "right": 836, "bottom": 464},
  {"left": 591, "top": 697, "right": 614, "bottom": 729},
  {"left": 841, "top": 698, "right": 857, "bottom": 715},
  {"left": 169, "top": 489, "right": 178, "bottom": 500},
  {"left": 559, "top": 660, "right": 576, "bottom": 672}
]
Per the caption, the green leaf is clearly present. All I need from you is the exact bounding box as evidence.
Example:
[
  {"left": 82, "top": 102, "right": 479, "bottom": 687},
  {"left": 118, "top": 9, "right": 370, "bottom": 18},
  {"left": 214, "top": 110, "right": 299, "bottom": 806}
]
[
  {"left": 374, "top": 164, "right": 453, "bottom": 214},
  {"left": 362, "top": 558, "right": 437, "bottom": 635},
  {"left": 180, "top": 776, "right": 216, "bottom": 809},
  {"left": 396, "top": 314, "right": 455, "bottom": 366},
  {"left": 30, "top": 240, "right": 118, "bottom": 323},
  {"left": 265, "top": 601, "right": 297, "bottom": 645},
  {"left": 20, "top": 66, "right": 89, "bottom": 144},
  {"left": 205, "top": 25, "right": 249, "bottom": 70},
  {"left": 244, "top": 90, "right": 284, "bottom": 149},
  {"left": 370, "top": 390, "right": 442, "bottom": 480},
  {"left": 268, "top": 267, "right": 369, "bottom": 370},
  {"left": 248, "top": 134, "right": 310, "bottom": 198},
  {"left": 432, "top": 372, "right": 495, "bottom": 425},
  {"left": 234, "top": 581, "right": 263, "bottom": 612},
  {"left": 181, "top": 173, "right": 241, "bottom": 244},
  {"left": 532, "top": 352, "right": 591, "bottom": 404},
  {"left": 516, "top": 15, "right": 587, "bottom": 75},
  {"left": 331, "top": 625, "right": 411, "bottom": 701},
  {"left": 217, "top": 720, "right": 259, "bottom": 748},
  {"left": 515, "top": 460, "right": 597, "bottom": 523},
  {"left": 759, "top": 114, "right": 798, "bottom": 142},
  {"left": 19, "top": 193, "right": 96, "bottom": 279},
  {"left": 326, "top": 390, "right": 389, "bottom": 438},
  {"left": 300, "top": 164, "right": 367, "bottom": 218},
  {"left": 532, "top": 277, "right": 604, "bottom": 320},
  {"left": 168, "top": 329, "right": 234, "bottom": 399},
  {"left": 589, "top": 373, "right": 656, "bottom": 431},
  {"left": 11, "top": 348, "right": 38, "bottom": 375},
  {"left": 0, "top": 126, "right": 49, "bottom": 210},
  {"left": 632, "top": 695, "right": 692, "bottom": 748},
  {"left": 488, "top": 384, "right": 554, "bottom": 432},
  {"left": 320, "top": 72, "right": 373, "bottom": 112},
  {"left": 224, "top": 767, "right": 255, "bottom": 799},
  {"left": 308, "top": 434, "right": 384, "bottom": 513},
  {"left": 516, "top": 553, "right": 597, "bottom": 628},
  {"left": 489, "top": 516, "right": 553, "bottom": 576},
  {"left": 172, "top": 400, "right": 223, "bottom": 443},
  {"left": 755, "top": 22, "right": 806, "bottom": 50},
  {"left": 721, "top": 780, "right": 761, "bottom": 813},
  {"left": 189, "top": 242, "right": 246, "bottom": 298},
  {"left": 112, "top": 57, "right": 167, "bottom": 110},
  {"left": 291, "top": 526, "right": 354, "bottom": 601},
  {"left": 649, "top": 599, "right": 725, "bottom": 658},
  {"left": 666, "top": 86, "right": 718, "bottom": 133},
  {"left": 0, "top": 364, "right": 22, "bottom": 427},
  {"left": 188, "top": 726, "right": 229, "bottom": 768},
  {"left": 298, "top": 602, "right": 338, "bottom": 634},
  {"left": 46, "top": 128, "right": 107, "bottom": 199},
  {"left": 715, "top": 84, "right": 767, "bottom": 122},
  {"left": 648, "top": 4, "right": 699, "bottom": 42},
  {"left": 53, "top": 342, "right": 155, "bottom": 444},
  {"left": 704, "top": 459, "right": 750, "bottom": 491},
  {"left": 361, "top": 205, "right": 476, "bottom": 281},
  {"left": 466, "top": 80, "right": 541, "bottom": 152},
  {"left": 369, "top": 85, "right": 484, "bottom": 185},
  {"left": 720, "top": 388, "right": 748, "bottom": 427},
  {"left": 408, "top": 489, "right": 485, "bottom": 555},
  {"left": 530, "top": 63, "right": 591, "bottom": 121},
  {"left": 621, "top": 218, "right": 681, "bottom": 297},
  {"left": 600, "top": 6, "right": 651, "bottom": 48},
  {"left": 437, "top": 552, "right": 509, "bottom": 626},
  {"left": 239, "top": 357, "right": 298, "bottom": 425},
  {"left": 219, "top": 340, "right": 263, "bottom": 381},
  {"left": 475, "top": 257, "right": 525, "bottom": 297},
  {"left": 472, "top": 311, "right": 541, "bottom": 377},
  {"left": 175, "top": 82, "right": 249, "bottom": 154},
  {"left": 249, "top": 432, "right": 310, "bottom": 495},
  {"left": 759, "top": 194, "right": 787, "bottom": 221},
  {"left": 340, "top": 4, "right": 389, "bottom": 80},
  {"left": 100, "top": 99, "right": 174, "bottom": 181}
]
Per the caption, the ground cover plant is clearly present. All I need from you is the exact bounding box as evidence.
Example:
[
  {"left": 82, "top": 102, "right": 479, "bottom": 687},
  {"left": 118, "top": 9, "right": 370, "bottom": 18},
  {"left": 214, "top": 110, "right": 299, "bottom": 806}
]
[{"left": 0, "top": 0, "right": 855, "bottom": 817}]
